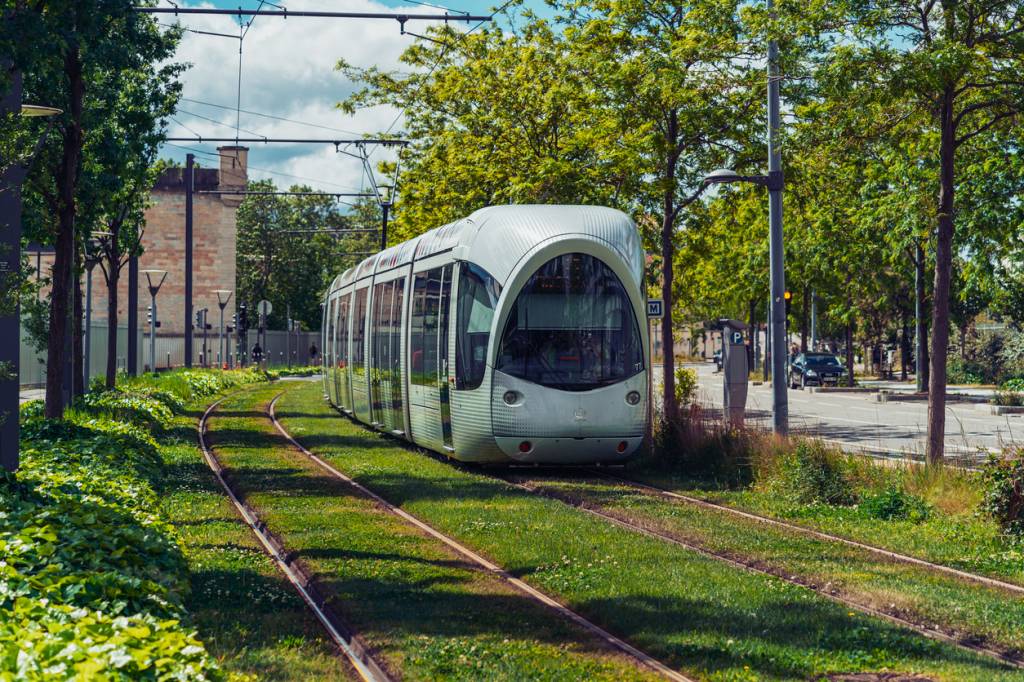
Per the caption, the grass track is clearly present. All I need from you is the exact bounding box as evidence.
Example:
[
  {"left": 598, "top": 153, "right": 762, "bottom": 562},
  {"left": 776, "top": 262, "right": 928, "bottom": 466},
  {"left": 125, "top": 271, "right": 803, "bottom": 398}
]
[
  {"left": 204, "top": 383, "right": 661, "bottom": 681},
  {"left": 506, "top": 473, "right": 1024, "bottom": 657},
  {"left": 275, "top": 380, "right": 1024, "bottom": 682},
  {"left": 160, "top": 396, "right": 355, "bottom": 680}
]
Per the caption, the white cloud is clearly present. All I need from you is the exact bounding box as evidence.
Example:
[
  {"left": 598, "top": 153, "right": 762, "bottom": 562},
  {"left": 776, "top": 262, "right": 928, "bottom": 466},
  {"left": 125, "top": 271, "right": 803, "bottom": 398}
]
[{"left": 157, "top": 0, "right": 452, "bottom": 196}]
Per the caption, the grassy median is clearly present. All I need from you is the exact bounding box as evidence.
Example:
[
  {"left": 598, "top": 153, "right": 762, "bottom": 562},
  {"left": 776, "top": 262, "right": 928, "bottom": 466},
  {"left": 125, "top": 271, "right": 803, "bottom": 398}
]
[
  {"left": 203, "top": 384, "right": 660, "bottom": 681},
  {"left": 276, "top": 380, "right": 1024, "bottom": 682},
  {"left": 160, "top": 391, "right": 354, "bottom": 680},
  {"left": 510, "top": 473, "right": 1024, "bottom": 656}
]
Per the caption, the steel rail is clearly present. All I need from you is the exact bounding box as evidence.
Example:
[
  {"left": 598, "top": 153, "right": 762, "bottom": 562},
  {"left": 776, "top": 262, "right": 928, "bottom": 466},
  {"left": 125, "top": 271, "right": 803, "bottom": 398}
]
[
  {"left": 594, "top": 471, "right": 1024, "bottom": 597},
  {"left": 266, "top": 393, "right": 694, "bottom": 682},
  {"left": 501, "top": 476, "right": 1024, "bottom": 671},
  {"left": 198, "top": 394, "right": 393, "bottom": 682}
]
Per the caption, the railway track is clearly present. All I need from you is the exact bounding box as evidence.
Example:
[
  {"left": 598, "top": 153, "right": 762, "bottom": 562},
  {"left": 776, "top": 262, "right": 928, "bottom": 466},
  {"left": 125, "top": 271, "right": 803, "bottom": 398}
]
[
  {"left": 198, "top": 393, "right": 394, "bottom": 682},
  {"left": 591, "top": 471, "right": 1024, "bottom": 597},
  {"left": 265, "top": 393, "right": 694, "bottom": 682},
  {"left": 497, "top": 473, "right": 1024, "bottom": 671}
]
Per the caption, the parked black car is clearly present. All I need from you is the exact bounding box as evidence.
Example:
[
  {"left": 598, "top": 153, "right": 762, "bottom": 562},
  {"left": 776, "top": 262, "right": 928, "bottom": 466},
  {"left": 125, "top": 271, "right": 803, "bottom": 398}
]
[{"left": 789, "top": 352, "right": 846, "bottom": 388}]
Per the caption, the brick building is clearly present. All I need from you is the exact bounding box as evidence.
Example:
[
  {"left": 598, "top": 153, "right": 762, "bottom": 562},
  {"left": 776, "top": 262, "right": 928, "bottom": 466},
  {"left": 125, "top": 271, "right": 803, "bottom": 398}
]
[{"left": 88, "top": 146, "right": 247, "bottom": 339}]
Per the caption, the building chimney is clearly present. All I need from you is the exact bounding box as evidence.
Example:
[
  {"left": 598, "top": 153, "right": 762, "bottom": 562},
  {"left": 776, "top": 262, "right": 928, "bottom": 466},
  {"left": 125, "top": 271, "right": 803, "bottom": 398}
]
[{"left": 217, "top": 145, "right": 248, "bottom": 189}]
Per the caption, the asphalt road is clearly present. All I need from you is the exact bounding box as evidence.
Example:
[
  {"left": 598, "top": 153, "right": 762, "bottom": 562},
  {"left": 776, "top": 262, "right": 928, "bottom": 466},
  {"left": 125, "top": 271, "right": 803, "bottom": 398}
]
[{"left": 678, "top": 363, "right": 1022, "bottom": 463}]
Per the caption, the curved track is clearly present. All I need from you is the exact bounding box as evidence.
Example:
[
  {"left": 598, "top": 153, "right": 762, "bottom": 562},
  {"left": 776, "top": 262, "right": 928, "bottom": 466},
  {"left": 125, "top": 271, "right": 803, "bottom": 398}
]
[
  {"left": 199, "top": 393, "right": 394, "bottom": 682},
  {"left": 499, "top": 475, "right": 1024, "bottom": 670},
  {"left": 594, "top": 471, "right": 1024, "bottom": 597},
  {"left": 266, "top": 393, "right": 695, "bottom": 682}
]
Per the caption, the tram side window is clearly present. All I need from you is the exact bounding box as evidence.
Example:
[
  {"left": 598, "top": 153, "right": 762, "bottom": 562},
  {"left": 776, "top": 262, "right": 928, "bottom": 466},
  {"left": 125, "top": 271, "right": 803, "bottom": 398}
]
[
  {"left": 326, "top": 298, "right": 335, "bottom": 370},
  {"left": 456, "top": 263, "right": 500, "bottom": 390},
  {"left": 352, "top": 288, "right": 368, "bottom": 374},
  {"left": 410, "top": 269, "right": 443, "bottom": 386},
  {"left": 337, "top": 295, "right": 349, "bottom": 367}
]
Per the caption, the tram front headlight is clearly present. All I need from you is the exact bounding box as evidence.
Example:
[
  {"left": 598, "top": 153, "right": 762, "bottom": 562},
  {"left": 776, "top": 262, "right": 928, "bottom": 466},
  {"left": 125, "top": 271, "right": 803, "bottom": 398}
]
[
  {"left": 625, "top": 390, "right": 641, "bottom": 405},
  {"left": 503, "top": 390, "right": 521, "bottom": 406}
]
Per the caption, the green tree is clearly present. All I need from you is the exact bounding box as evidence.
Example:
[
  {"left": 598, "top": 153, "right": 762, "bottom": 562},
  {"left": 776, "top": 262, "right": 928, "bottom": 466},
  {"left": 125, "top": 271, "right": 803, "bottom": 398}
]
[
  {"left": 827, "top": 0, "right": 1024, "bottom": 462},
  {"left": 3, "top": 0, "right": 180, "bottom": 416}
]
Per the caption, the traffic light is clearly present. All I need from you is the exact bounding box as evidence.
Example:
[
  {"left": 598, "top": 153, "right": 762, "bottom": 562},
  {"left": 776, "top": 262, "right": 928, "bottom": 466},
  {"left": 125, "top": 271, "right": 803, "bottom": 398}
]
[{"left": 783, "top": 290, "right": 792, "bottom": 315}]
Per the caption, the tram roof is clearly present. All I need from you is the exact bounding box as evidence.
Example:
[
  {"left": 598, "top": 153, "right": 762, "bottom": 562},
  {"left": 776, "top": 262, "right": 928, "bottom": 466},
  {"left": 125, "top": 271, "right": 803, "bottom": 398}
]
[{"left": 328, "top": 205, "right": 641, "bottom": 294}]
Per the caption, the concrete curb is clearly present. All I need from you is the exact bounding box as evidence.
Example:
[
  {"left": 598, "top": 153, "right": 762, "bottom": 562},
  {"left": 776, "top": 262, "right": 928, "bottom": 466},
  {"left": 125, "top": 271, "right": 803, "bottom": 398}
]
[
  {"left": 807, "top": 386, "right": 876, "bottom": 393},
  {"left": 984, "top": 404, "right": 1024, "bottom": 415},
  {"left": 875, "top": 391, "right": 989, "bottom": 404}
]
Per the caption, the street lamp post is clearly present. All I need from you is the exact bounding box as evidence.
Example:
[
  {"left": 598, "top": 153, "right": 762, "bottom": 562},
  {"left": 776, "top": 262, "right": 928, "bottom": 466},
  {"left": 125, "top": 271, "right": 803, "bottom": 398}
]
[
  {"left": 82, "top": 231, "right": 111, "bottom": 391},
  {"left": 214, "top": 290, "right": 232, "bottom": 369},
  {"left": 0, "top": 68, "right": 62, "bottom": 472},
  {"left": 142, "top": 270, "right": 167, "bottom": 374}
]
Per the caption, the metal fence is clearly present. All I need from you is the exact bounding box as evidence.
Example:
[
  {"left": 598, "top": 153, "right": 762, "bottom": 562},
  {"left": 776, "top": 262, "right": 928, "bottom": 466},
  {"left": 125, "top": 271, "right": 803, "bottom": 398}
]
[{"left": 19, "top": 321, "right": 320, "bottom": 387}]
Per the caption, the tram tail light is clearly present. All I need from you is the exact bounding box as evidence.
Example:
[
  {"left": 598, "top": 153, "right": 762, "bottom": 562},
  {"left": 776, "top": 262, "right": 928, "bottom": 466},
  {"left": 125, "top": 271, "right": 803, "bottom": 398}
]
[
  {"left": 518, "top": 441, "right": 533, "bottom": 453},
  {"left": 617, "top": 441, "right": 628, "bottom": 453}
]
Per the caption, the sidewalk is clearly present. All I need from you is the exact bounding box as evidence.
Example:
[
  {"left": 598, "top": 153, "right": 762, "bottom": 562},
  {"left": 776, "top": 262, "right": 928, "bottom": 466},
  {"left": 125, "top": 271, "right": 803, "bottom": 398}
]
[
  {"left": 857, "top": 378, "right": 998, "bottom": 399},
  {"left": 19, "top": 387, "right": 44, "bottom": 405}
]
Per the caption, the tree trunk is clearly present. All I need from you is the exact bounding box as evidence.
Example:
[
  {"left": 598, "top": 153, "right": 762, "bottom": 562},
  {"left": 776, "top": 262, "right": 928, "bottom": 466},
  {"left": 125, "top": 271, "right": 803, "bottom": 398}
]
[
  {"left": 44, "top": 45, "right": 83, "bottom": 419},
  {"left": 845, "top": 322, "right": 855, "bottom": 387},
  {"left": 105, "top": 236, "right": 120, "bottom": 388},
  {"left": 660, "top": 111, "right": 679, "bottom": 424},
  {"left": 73, "top": 264, "right": 84, "bottom": 396},
  {"left": 800, "top": 285, "right": 809, "bottom": 352},
  {"left": 926, "top": 85, "right": 956, "bottom": 465}
]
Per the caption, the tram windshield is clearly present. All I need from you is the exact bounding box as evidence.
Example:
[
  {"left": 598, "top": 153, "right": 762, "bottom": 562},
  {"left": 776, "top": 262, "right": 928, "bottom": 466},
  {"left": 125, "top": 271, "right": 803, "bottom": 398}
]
[{"left": 496, "top": 253, "right": 644, "bottom": 391}]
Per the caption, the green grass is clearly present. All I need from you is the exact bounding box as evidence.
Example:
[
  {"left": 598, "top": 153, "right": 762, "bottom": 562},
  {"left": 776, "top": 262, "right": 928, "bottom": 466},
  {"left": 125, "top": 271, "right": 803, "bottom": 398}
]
[
  {"left": 627, "top": 459, "right": 1024, "bottom": 585},
  {"left": 160, "top": 397, "right": 355, "bottom": 681},
  {"left": 204, "top": 384, "right": 659, "bottom": 682},
  {"left": 510, "top": 474, "right": 1024, "bottom": 655},
  {"left": 275, "top": 381, "right": 1024, "bottom": 682}
]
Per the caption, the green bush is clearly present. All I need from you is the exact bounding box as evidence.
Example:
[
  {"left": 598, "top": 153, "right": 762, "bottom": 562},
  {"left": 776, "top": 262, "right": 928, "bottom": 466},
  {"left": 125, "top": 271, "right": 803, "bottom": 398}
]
[
  {"left": 0, "top": 369, "right": 266, "bottom": 680},
  {"left": 859, "top": 486, "right": 931, "bottom": 522},
  {"left": 674, "top": 366, "right": 698, "bottom": 407},
  {"left": 762, "top": 441, "right": 855, "bottom": 506},
  {"left": 946, "top": 355, "right": 985, "bottom": 385},
  {"left": 979, "top": 454, "right": 1024, "bottom": 538},
  {"left": 1002, "top": 378, "right": 1024, "bottom": 393}
]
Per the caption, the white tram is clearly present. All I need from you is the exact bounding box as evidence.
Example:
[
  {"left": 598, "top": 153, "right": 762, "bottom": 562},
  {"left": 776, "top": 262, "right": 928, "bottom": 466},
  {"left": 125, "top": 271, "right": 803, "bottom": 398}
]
[{"left": 321, "top": 205, "right": 649, "bottom": 464}]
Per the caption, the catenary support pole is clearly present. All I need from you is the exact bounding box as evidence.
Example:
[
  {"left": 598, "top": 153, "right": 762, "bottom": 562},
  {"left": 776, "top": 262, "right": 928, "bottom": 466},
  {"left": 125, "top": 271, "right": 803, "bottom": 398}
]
[
  {"left": 127, "top": 255, "right": 138, "bottom": 375},
  {"left": 380, "top": 201, "right": 390, "bottom": 251},
  {"left": 915, "top": 241, "right": 926, "bottom": 393},
  {"left": 0, "top": 67, "right": 23, "bottom": 472},
  {"left": 810, "top": 289, "right": 817, "bottom": 351},
  {"left": 149, "top": 292, "right": 157, "bottom": 374},
  {"left": 185, "top": 153, "right": 194, "bottom": 367},
  {"left": 767, "top": 0, "right": 788, "bottom": 435}
]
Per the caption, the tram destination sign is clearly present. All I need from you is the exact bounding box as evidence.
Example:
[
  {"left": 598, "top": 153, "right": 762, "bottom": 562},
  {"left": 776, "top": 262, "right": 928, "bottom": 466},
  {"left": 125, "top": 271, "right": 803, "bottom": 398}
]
[{"left": 647, "top": 299, "right": 663, "bottom": 318}]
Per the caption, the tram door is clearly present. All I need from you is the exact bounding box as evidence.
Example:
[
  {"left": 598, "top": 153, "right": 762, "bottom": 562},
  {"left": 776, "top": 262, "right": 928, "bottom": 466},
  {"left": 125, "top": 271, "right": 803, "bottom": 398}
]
[{"left": 438, "top": 265, "right": 453, "bottom": 449}]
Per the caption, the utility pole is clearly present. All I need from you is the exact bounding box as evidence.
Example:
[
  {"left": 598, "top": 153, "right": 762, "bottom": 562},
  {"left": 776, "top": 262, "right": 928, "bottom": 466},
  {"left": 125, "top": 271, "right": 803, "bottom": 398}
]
[
  {"left": 0, "top": 67, "right": 23, "bottom": 472},
  {"left": 915, "top": 241, "right": 927, "bottom": 393},
  {"left": 380, "top": 201, "right": 390, "bottom": 250},
  {"left": 127, "top": 254, "right": 139, "bottom": 375},
  {"left": 184, "top": 153, "right": 194, "bottom": 367},
  {"left": 810, "top": 290, "right": 817, "bottom": 351},
  {"left": 766, "top": 0, "right": 788, "bottom": 435}
]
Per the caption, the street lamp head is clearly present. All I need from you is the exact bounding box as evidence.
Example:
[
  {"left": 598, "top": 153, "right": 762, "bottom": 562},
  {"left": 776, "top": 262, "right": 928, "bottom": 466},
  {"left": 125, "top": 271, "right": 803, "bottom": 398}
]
[
  {"left": 141, "top": 269, "right": 168, "bottom": 294},
  {"left": 20, "top": 105, "right": 62, "bottom": 118},
  {"left": 703, "top": 168, "right": 745, "bottom": 185}
]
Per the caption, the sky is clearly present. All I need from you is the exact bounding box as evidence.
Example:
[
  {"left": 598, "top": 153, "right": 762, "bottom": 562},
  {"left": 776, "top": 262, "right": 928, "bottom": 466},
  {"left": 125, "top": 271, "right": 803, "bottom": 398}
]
[{"left": 156, "top": 0, "right": 554, "bottom": 199}]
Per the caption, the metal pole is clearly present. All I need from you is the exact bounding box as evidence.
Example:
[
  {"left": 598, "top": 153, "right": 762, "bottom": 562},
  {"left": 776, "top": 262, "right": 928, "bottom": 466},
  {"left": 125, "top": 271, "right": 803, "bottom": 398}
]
[
  {"left": 810, "top": 289, "right": 817, "bottom": 351},
  {"left": 767, "top": 0, "right": 788, "bottom": 435},
  {"left": 149, "top": 292, "right": 157, "bottom": 374},
  {"left": 287, "top": 304, "right": 291, "bottom": 369},
  {"left": 0, "top": 67, "right": 22, "bottom": 472},
  {"left": 127, "top": 255, "right": 138, "bottom": 375},
  {"left": 184, "top": 153, "right": 194, "bottom": 367},
  {"left": 764, "top": 296, "right": 771, "bottom": 382},
  {"left": 218, "top": 304, "right": 225, "bottom": 368},
  {"left": 84, "top": 264, "right": 93, "bottom": 389},
  {"left": 380, "top": 202, "right": 390, "bottom": 251},
  {"left": 915, "top": 241, "right": 926, "bottom": 393},
  {"left": 202, "top": 309, "right": 208, "bottom": 367}
]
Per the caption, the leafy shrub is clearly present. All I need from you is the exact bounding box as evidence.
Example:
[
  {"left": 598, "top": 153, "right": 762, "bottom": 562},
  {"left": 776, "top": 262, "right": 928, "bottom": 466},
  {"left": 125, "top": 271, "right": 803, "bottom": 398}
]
[
  {"left": 979, "top": 454, "right": 1024, "bottom": 538},
  {"left": 0, "top": 370, "right": 255, "bottom": 680},
  {"left": 762, "top": 440, "right": 855, "bottom": 506},
  {"left": 946, "top": 355, "right": 985, "bottom": 385},
  {"left": 859, "top": 486, "right": 931, "bottom": 522},
  {"left": 1002, "top": 378, "right": 1024, "bottom": 393},
  {"left": 674, "top": 366, "right": 698, "bottom": 407}
]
